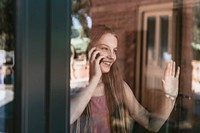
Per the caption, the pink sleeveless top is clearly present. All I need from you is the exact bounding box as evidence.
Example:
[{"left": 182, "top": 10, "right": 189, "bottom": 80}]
[{"left": 90, "top": 96, "right": 110, "bottom": 133}]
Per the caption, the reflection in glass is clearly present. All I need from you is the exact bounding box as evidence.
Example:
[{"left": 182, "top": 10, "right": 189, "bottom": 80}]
[
  {"left": 147, "top": 17, "right": 156, "bottom": 65},
  {"left": 0, "top": 0, "right": 15, "bottom": 132},
  {"left": 143, "top": 13, "right": 174, "bottom": 127},
  {"left": 70, "top": 0, "right": 91, "bottom": 92},
  {"left": 160, "top": 16, "right": 169, "bottom": 64},
  {"left": 145, "top": 15, "right": 172, "bottom": 91},
  {"left": 70, "top": 0, "right": 200, "bottom": 133},
  {"left": 191, "top": 3, "right": 200, "bottom": 132}
]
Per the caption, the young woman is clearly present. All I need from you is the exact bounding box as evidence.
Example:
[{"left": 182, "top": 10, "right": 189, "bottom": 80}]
[{"left": 70, "top": 25, "right": 180, "bottom": 133}]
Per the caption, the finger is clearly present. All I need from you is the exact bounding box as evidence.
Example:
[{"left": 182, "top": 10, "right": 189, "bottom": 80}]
[
  {"left": 88, "top": 47, "right": 96, "bottom": 60},
  {"left": 172, "top": 61, "right": 175, "bottom": 77},
  {"left": 162, "top": 79, "right": 166, "bottom": 91},
  {"left": 96, "top": 55, "right": 105, "bottom": 64},
  {"left": 91, "top": 50, "right": 100, "bottom": 62},
  {"left": 176, "top": 66, "right": 180, "bottom": 78}
]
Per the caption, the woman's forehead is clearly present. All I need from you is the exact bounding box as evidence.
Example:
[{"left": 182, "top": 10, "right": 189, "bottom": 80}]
[{"left": 95, "top": 33, "right": 118, "bottom": 48}]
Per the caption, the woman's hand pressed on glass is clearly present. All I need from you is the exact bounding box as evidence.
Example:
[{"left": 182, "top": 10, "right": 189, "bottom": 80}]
[{"left": 162, "top": 60, "right": 180, "bottom": 99}]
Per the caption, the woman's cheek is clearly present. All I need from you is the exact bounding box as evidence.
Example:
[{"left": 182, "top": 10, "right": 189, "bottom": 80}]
[
  {"left": 96, "top": 47, "right": 113, "bottom": 57},
  {"left": 100, "top": 50, "right": 111, "bottom": 56}
]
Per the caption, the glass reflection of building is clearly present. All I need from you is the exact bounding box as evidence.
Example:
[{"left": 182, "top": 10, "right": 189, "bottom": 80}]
[
  {"left": 70, "top": 2, "right": 92, "bottom": 90},
  {"left": 70, "top": 0, "right": 200, "bottom": 133},
  {"left": 0, "top": 0, "right": 15, "bottom": 132}
]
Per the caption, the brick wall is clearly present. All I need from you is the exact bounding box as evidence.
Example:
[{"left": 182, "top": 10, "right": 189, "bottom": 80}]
[
  {"left": 89, "top": 0, "right": 199, "bottom": 124},
  {"left": 180, "top": 3, "right": 197, "bottom": 124},
  {"left": 90, "top": 0, "right": 178, "bottom": 88},
  {"left": 87, "top": 2, "right": 200, "bottom": 133},
  {"left": 90, "top": 0, "right": 138, "bottom": 89}
]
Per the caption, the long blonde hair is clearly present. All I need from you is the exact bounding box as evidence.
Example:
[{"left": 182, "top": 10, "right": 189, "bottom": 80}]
[
  {"left": 71, "top": 25, "right": 132, "bottom": 133},
  {"left": 90, "top": 25, "right": 132, "bottom": 132}
]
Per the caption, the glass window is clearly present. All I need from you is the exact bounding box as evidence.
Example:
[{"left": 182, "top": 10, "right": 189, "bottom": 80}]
[
  {"left": 160, "top": 16, "right": 169, "bottom": 64},
  {"left": 70, "top": 0, "right": 91, "bottom": 91},
  {"left": 147, "top": 17, "right": 156, "bottom": 65},
  {"left": 191, "top": 2, "right": 200, "bottom": 132},
  {"left": 70, "top": 1, "right": 200, "bottom": 133},
  {"left": 0, "top": 0, "right": 15, "bottom": 132}
]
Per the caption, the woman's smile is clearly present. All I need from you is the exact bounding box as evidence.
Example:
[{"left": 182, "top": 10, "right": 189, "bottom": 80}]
[{"left": 101, "top": 60, "right": 112, "bottom": 66}]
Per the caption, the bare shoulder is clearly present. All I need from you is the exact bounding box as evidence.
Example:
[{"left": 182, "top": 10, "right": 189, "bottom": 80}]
[
  {"left": 122, "top": 81, "right": 148, "bottom": 123},
  {"left": 124, "top": 81, "right": 140, "bottom": 106},
  {"left": 122, "top": 81, "right": 142, "bottom": 109},
  {"left": 122, "top": 81, "right": 134, "bottom": 107},
  {"left": 122, "top": 81, "right": 134, "bottom": 98}
]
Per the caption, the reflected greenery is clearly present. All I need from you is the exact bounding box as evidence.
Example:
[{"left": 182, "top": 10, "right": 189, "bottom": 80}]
[
  {"left": 192, "top": 3, "right": 200, "bottom": 59},
  {"left": 71, "top": 0, "right": 91, "bottom": 37},
  {"left": 71, "top": 0, "right": 91, "bottom": 54},
  {"left": 0, "top": 0, "right": 14, "bottom": 51},
  {"left": 192, "top": 3, "right": 200, "bottom": 50}
]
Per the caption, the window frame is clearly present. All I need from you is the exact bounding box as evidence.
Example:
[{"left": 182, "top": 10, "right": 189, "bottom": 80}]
[
  {"left": 136, "top": 2, "right": 178, "bottom": 100},
  {"left": 15, "top": 0, "right": 70, "bottom": 133}
]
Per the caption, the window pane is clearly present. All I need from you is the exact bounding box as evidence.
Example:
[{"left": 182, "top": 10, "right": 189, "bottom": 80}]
[
  {"left": 147, "top": 17, "right": 156, "bottom": 65},
  {"left": 145, "top": 16, "right": 162, "bottom": 91},
  {"left": 191, "top": 2, "right": 200, "bottom": 132},
  {"left": 160, "top": 16, "right": 170, "bottom": 65},
  {"left": 70, "top": 0, "right": 90, "bottom": 91},
  {"left": 143, "top": 15, "right": 164, "bottom": 118},
  {"left": 69, "top": 1, "right": 200, "bottom": 133},
  {"left": 0, "top": 0, "right": 15, "bottom": 132}
]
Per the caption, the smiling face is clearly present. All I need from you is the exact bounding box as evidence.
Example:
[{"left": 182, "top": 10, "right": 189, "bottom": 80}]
[{"left": 94, "top": 33, "right": 118, "bottom": 73}]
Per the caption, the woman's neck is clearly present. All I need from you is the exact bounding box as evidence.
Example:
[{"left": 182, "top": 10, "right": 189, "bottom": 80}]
[{"left": 92, "top": 81, "right": 105, "bottom": 97}]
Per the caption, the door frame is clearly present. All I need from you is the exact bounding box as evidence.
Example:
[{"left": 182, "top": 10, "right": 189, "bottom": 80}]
[
  {"left": 135, "top": 2, "right": 176, "bottom": 101},
  {"left": 15, "top": 0, "right": 70, "bottom": 133}
]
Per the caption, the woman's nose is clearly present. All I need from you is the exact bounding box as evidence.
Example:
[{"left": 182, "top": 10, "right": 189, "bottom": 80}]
[{"left": 106, "top": 51, "right": 115, "bottom": 59}]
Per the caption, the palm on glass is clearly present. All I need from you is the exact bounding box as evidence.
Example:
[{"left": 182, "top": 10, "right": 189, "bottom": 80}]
[{"left": 162, "top": 61, "right": 180, "bottom": 98}]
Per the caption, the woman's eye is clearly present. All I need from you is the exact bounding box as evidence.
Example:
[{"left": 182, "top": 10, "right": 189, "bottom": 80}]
[{"left": 101, "top": 47, "right": 108, "bottom": 51}]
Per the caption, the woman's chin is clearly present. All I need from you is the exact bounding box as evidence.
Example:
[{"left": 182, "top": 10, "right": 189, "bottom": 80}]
[
  {"left": 101, "top": 68, "right": 110, "bottom": 73},
  {"left": 100, "top": 63, "right": 112, "bottom": 73}
]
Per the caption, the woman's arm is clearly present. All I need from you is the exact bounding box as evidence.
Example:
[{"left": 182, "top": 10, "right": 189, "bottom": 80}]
[
  {"left": 124, "top": 61, "right": 180, "bottom": 132},
  {"left": 70, "top": 47, "right": 105, "bottom": 124},
  {"left": 124, "top": 83, "right": 176, "bottom": 132},
  {"left": 70, "top": 76, "right": 100, "bottom": 124}
]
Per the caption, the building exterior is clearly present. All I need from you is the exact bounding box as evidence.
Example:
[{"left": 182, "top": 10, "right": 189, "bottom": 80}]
[
  {"left": 1, "top": 0, "right": 199, "bottom": 132},
  {"left": 89, "top": 0, "right": 200, "bottom": 132}
]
